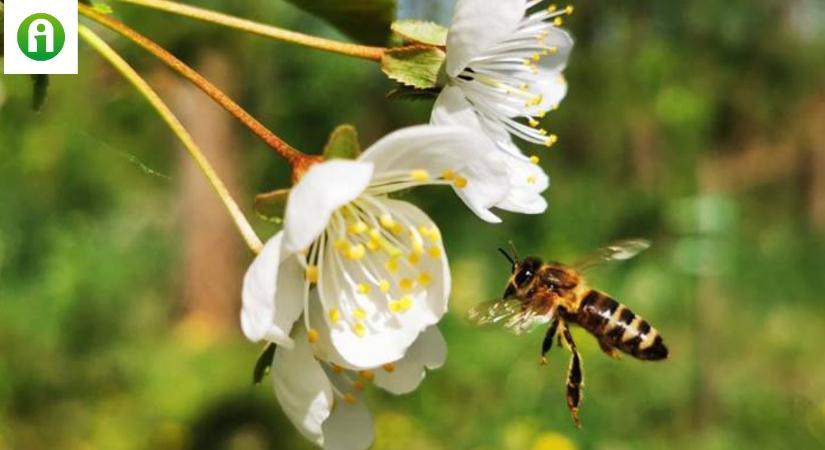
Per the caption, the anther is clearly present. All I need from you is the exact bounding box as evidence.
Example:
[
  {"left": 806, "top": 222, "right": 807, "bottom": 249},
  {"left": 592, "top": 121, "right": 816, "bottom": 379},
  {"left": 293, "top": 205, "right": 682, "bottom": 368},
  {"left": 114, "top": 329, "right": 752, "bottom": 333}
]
[
  {"left": 382, "top": 363, "right": 396, "bottom": 373},
  {"left": 347, "top": 244, "right": 366, "bottom": 260},
  {"left": 379, "top": 214, "right": 396, "bottom": 230},
  {"left": 353, "top": 322, "right": 366, "bottom": 337},
  {"left": 306, "top": 265, "right": 319, "bottom": 283},
  {"left": 399, "top": 278, "right": 414, "bottom": 291},
  {"left": 418, "top": 272, "right": 432, "bottom": 286},
  {"left": 357, "top": 283, "right": 371, "bottom": 295},
  {"left": 329, "top": 308, "right": 341, "bottom": 324},
  {"left": 530, "top": 155, "right": 541, "bottom": 164},
  {"left": 348, "top": 221, "right": 368, "bottom": 235},
  {"left": 307, "top": 328, "right": 320, "bottom": 343},
  {"left": 343, "top": 393, "right": 357, "bottom": 404},
  {"left": 410, "top": 169, "right": 430, "bottom": 181},
  {"left": 454, "top": 176, "right": 468, "bottom": 189},
  {"left": 545, "top": 134, "right": 559, "bottom": 147},
  {"left": 428, "top": 246, "right": 443, "bottom": 259},
  {"left": 378, "top": 279, "right": 391, "bottom": 293},
  {"left": 353, "top": 308, "right": 367, "bottom": 321},
  {"left": 441, "top": 169, "right": 456, "bottom": 180},
  {"left": 385, "top": 258, "right": 400, "bottom": 273},
  {"left": 359, "top": 370, "right": 375, "bottom": 381}
]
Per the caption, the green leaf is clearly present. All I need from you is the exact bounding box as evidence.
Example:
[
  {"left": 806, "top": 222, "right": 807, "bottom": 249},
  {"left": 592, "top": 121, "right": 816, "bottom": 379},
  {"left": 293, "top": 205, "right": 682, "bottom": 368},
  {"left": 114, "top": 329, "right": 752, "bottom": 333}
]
[
  {"left": 391, "top": 20, "right": 448, "bottom": 46},
  {"left": 31, "top": 75, "right": 49, "bottom": 112},
  {"left": 381, "top": 46, "right": 446, "bottom": 89},
  {"left": 254, "top": 188, "right": 290, "bottom": 224},
  {"left": 386, "top": 85, "right": 440, "bottom": 101},
  {"left": 253, "top": 343, "right": 277, "bottom": 384},
  {"left": 323, "top": 125, "right": 362, "bottom": 160},
  {"left": 283, "top": 0, "right": 396, "bottom": 45}
]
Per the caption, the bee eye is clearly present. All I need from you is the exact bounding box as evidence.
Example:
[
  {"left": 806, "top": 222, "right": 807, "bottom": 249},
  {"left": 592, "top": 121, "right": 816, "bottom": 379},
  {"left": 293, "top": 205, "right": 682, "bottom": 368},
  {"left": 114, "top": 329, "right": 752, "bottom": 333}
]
[{"left": 515, "top": 268, "right": 533, "bottom": 286}]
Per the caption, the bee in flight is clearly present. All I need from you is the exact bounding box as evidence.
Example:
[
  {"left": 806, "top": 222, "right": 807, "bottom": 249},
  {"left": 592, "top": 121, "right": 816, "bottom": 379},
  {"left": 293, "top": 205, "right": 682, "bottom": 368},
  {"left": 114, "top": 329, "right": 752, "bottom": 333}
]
[{"left": 467, "top": 239, "right": 668, "bottom": 428}]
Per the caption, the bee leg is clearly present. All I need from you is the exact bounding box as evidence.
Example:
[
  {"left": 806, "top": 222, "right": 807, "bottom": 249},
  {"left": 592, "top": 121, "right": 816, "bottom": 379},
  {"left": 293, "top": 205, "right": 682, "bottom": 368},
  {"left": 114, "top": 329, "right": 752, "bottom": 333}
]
[
  {"left": 561, "top": 324, "right": 584, "bottom": 428},
  {"left": 540, "top": 318, "right": 560, "bottom": 365},
  {"left": 598, "top": 340, "right": 622, "bottom": 360}
]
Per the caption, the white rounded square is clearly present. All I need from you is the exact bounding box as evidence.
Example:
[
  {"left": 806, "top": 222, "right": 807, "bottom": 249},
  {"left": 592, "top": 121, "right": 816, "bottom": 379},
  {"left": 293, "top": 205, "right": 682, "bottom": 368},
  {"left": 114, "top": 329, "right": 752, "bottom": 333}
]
[{"left": 3, "top": 0, "right": 79, "bottom": 75}]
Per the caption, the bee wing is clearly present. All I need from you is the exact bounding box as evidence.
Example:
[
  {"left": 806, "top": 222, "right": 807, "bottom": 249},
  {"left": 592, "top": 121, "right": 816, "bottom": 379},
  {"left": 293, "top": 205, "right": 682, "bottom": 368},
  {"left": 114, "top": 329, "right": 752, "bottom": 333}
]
[
  {"left": 467, "top": 299, "right": 551, "bottom": 335},
  {"left": 572, "top": 239, "right": 651, "bottom": 272}
]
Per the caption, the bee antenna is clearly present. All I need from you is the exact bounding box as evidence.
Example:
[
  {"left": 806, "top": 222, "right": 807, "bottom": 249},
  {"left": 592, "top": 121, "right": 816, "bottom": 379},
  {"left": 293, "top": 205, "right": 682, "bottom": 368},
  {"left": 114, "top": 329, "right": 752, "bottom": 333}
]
[
  {"left": 507, "top": 240, "right": 520, "bottom": 263},
  {"left": 497, "top": 247, "right": 516, "bottom": 268}
]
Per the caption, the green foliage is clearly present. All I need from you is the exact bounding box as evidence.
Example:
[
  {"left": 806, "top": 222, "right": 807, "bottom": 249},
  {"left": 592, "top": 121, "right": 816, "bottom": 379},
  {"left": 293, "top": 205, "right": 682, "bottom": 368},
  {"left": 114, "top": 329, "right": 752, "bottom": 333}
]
[
  {"left": 284, "top": 0, "right": 396, "bottom": 45},
  {"left": 253, "top": 343, "right": 276, "bottom": 384},
  {"left": 323, "top": 124, "right": 362, "bottom": 160},
  {"left": 254, "top": 188, "right": 289, "bottom": 224},
  {"left": 391, "top": 19, "right": 448, "bottom": 46},
  {"left": 381, "top": 46, "right": 446, "bottom": 89}
]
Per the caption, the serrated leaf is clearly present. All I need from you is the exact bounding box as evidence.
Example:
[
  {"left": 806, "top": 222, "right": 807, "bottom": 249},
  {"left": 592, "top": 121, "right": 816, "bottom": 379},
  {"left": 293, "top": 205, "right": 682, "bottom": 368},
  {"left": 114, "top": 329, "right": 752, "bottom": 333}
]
[
  {"left": 387, "top": 85, "right": 440, "bottom": 101},
  {"left": 254, "top": 188, "right": 289, "bottom": 224},
  {"left": 253, "top": 343, "right": 277, "bottom": 384},
  {"left": 381, "top": 46, "right": 446, "bottom": 89},
  {"left": 323, "top": 125, "right": 361, "bottom": 160},
  {"left": 284, "top": 0, "right": 396, "bottom": 45},
  {"left": 31, "top": 75, "right": 49, "bottom": 112},
  {"left": 391, "top": 20, "right": 448, "bottom": 46}
]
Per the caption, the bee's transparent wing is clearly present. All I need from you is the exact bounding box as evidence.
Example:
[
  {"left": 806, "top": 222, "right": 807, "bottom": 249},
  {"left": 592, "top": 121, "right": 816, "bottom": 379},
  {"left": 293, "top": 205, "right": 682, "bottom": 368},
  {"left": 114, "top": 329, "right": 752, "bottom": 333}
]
[
  {"left": 467, "top": 299, "right": 550, "bottom": 335},
  {"left": 572, "top": 239, "right": 651, "bottom": 272}
]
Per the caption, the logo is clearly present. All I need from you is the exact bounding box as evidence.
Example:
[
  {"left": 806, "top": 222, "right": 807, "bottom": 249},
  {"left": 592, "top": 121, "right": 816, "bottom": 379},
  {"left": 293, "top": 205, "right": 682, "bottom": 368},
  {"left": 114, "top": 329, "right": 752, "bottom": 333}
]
[
  {"left": 3, "top": 0, "right": 78, "bottom": 75},
  {"left": 17, "top": 13, "right": 66, "bottom": 61}
]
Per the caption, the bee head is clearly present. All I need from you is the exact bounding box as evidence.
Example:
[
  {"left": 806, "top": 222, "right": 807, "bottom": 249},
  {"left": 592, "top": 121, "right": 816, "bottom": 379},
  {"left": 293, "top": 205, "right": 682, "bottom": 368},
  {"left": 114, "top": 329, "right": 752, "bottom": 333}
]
[{"left": 500, "top": 243, "right": 542, "bottom": 298}]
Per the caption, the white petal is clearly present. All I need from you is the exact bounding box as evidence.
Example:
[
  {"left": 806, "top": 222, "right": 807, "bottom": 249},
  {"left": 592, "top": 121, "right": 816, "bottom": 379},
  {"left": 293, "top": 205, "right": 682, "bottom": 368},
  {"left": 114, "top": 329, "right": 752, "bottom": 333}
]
[
  {"left": 272, "top": 328, "right": 334, "bottom": 446},
  {"left": 538, "top": 28, "right": 575, "bottom": 73},
  {"left": 241, "top": 233, "right": 304, "bottom": 347},
  {"left": 321, "top": 395, "right": 374, "bottom": 450},
  {"left": 359, "top": 125, "right": 510, "bottom": 223},
  {"left": 318, "top": 199, "right": 451, "bottom": 369},
  {"left": 283, "top": 160, "right": 374, "bottom": 254},
  {"left": 530, "top": 70, "right": 568, "bottom": 115},
  {"left": 446, "top": 0, "right": 526, "bottom": 76},
  {"left": 431, "top": 85, "right": 483, "bottom": 130},
  {"left": 496, "top": 155, "right": 549, "bottom": 214},
  {"left": 374, "top": 326, "right": 447, "bottom": 395}
]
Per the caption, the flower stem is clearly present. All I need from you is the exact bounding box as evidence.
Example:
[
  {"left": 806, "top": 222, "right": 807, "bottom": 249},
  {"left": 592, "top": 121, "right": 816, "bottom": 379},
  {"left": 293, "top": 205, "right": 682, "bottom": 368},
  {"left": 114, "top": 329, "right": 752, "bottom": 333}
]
[
  {"left": 113, "top": 0, "right": 386, "bottom": 62},
  {"left": 78, "top": 25, "right": 264, "bottom": 254},
  {"left": 78, "top": 3, "right": 314, "bottom": 170}
]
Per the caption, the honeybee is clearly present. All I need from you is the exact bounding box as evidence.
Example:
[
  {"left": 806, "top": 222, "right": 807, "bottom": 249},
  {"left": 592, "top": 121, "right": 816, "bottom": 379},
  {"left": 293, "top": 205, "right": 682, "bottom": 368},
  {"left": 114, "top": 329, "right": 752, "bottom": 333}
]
[{"left": 468, "top": 239, "right": 668, "bottom": 427}]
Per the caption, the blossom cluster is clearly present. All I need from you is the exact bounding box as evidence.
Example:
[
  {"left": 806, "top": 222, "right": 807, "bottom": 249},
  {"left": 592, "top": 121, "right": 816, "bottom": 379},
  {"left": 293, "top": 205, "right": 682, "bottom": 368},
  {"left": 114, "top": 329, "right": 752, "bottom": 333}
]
[{"left": 242, "top": 1, "right": 575, "bottom": 448}]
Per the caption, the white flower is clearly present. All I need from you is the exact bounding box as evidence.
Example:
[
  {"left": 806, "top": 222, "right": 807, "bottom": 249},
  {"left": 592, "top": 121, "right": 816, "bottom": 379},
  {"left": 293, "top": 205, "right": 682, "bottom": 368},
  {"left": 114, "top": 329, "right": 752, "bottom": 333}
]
[
  {"left": 242, "top": 125, "right": 510, "bottom": 370},
  {"left": 431, "top": 0, "right": 574, "bottom": 214},
  {"left": 272, "top": 321, "right": 446, "bottom": 450},
  {"left": 438, "top": 0, "right": 574, "bottom": 148}
]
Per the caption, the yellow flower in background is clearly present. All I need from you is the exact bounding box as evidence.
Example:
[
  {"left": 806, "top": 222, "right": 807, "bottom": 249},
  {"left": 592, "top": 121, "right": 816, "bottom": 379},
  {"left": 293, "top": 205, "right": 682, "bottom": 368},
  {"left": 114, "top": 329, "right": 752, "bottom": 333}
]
[{"left": 531, "top": 432, "right": 578, "bottom": 450}]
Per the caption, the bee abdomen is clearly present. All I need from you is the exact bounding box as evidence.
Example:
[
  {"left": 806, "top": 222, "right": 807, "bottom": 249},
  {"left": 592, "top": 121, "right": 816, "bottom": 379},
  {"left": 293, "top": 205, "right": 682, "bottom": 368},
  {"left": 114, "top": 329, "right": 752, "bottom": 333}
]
[{"left": 577, "top": 290, "right": 668, "bottom": 361}]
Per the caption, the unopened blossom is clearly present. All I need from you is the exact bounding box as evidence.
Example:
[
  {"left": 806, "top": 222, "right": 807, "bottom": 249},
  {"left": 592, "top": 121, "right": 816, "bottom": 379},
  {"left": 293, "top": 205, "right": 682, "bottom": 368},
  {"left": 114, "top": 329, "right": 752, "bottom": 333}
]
[
  {"left": 272, "top": 317, "right": 446, "bottom": 450},
  {"left": 242, "top": 125, "right": 510, "bottom": 371},
  {"left": 431, "top": 0, "right": 574, "bottom": 214}
]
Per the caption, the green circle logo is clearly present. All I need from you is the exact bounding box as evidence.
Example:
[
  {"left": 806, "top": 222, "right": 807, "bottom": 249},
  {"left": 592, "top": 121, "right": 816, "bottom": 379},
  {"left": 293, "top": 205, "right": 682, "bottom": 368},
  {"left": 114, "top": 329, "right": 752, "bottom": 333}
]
[{"left": 17, "top": 13, "right": 66, "bottom": 61}]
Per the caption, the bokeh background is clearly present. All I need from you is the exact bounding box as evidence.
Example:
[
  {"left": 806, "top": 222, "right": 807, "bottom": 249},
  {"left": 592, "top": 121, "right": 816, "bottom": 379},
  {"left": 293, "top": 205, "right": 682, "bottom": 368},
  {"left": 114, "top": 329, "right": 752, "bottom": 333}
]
[{"left": 2, "top": 0, "right": 825, "bottom": 449}]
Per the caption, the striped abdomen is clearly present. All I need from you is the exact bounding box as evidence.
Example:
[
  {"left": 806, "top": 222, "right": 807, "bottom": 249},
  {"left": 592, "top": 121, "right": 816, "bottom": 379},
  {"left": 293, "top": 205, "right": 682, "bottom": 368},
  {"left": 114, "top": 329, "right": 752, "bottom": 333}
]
[{"left": 575, "top": 290, "right": 668, "bottom": 360}]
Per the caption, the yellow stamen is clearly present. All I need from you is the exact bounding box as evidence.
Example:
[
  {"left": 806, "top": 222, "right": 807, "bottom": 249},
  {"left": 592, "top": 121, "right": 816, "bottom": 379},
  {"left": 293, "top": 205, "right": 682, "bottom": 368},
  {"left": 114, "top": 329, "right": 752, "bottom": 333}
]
[
  {"left": 418, "top": 272, "right": 432, "bottom": 287},
  {"left": 391, "top": 223, "right": 404, "bottom": 237},
  {"left": 530, "top": 155, "right": 541, "bottom": 164},
  {"left": 353, "top": 322, "right": 366, "bottom": 337},
  {"left": 307, "top": 328, "right": 320, "bottom": 343},
  {"left": 554, "top": 17, "right": 564, "bottom": 27},
  {"left": 348, "top": 221, "right": 368, "bottom": 235},
  {"left": 329, "top": 308, "right": 341, "bottom": 324},
  {"left": 527, "top": 175, "right": 537, "bottom": 185},
  {"left": 385, "top": 258, "right": 400, "bottom": 273},
  {"left": 454, "top": 176, "right": 468, "bottom": 189},
  {"left": 408, "top": 252, "right": 421, "bottom": 265},
  {"left": 333, "top": 364, "right": 345, "bottom": 374},
  {"left": 379, "top": 279, "right": 391, "bottom": 293},
  {"left": 410, "top": 169, "right": 430, "bottom": 181},
  {"left": 441, "top": 169, "right": 456, "bottom": 181},
  {"left": 353, "top": 308, "right": 367, "bottom": 321},
  {"left": 399, "top": 278, "right": 414, "bottom": 291},
  {"left": 353, "top": 381, "right": 365, "bottom": 391},
  {"left": 382, "top": 363, "right": 396, "bottom": 373},
  {"left": 343, "top": 393, "right": 357, "bottom": 404},
  {"left": 546, "top": 134, "right": 559, "bottom": 147},
  {"left": 566, "top": 5, "right": 575, "bottom": 14},
  {"left": 529, "top": 118, "right": 540, "bottom": 127},
  {"left": 548, "top": 4, "right": 558, "bottom": 12},
  {"left": 347, "top": 244, "right": 366, "bottom": 260},
  {"left": 389, "top": 295, "right": 413, "bottom": 313},
  {"left": 359, "top": 370, "right": 375, "bottom": 381},
  {"left": 335, "top": 239, "right": 349, "bottom": 252},
  {"left": 428, "top": 246, "right": 443, "bottom": 259},
  {"left": 379, "top": 214, "right": 396, "bottom": 229},
  {"left": 366, "top": 238, "right": 380, "bottom": 251},
  {"left": 306, "top": 265, "right": 319, "bottom": 283},
  {"left": 357, "top": 283, "right": 372, "bottom": 295}
]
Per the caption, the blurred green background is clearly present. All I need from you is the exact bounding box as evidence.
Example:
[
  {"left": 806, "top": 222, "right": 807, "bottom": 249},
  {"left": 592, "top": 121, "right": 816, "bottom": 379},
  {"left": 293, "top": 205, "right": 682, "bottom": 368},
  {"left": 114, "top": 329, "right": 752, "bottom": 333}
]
[{"left": 2, "top": 0, "right": 825, "bottom": 449}]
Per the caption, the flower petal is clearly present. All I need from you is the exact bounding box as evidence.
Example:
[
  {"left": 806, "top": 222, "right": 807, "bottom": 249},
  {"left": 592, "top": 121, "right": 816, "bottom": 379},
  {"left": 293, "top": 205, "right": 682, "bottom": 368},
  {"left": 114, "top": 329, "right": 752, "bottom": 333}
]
[
  {"left": 538, "top": 28, "right": 575, "bottom": 73},
  {"left": 530, "top": 70, "right": 568, "bottom": 116},
  {"left": 496, "top": 155, "right": 549, "bottom": 214},
  {"left": 317, "top": 199, "right": 451, "bottom": 369},
  {"left": 241, "top": 233, "right": 304, "bottom": 347},
  {"left": 446, "top": 0, "right": 526, "bottom": 76},
  {"left": 374, "top": 326, "right": 447, "bottom": 395},
  {"left": 359, "top": 125, "right": 510, "bottom": 223},
  {"left": 283, "top": 160, "right": 374, "bottom": 254},
  {"left": 272, "top": 327, "right": 334, "bottom": 446},
  {"left": 321, "top": 393, "right": 374, "bottom": 450}
]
